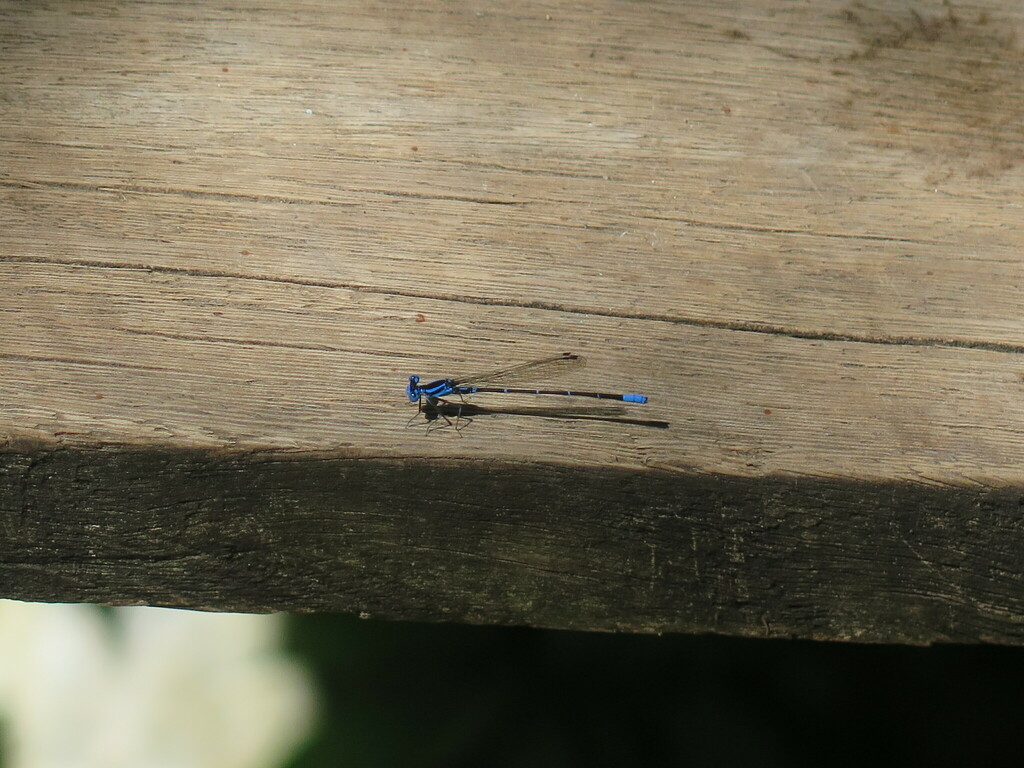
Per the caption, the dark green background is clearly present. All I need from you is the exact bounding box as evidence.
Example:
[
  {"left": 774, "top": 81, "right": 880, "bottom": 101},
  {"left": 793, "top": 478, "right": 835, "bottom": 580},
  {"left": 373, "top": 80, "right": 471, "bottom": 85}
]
[{"left": 286, "top": 616, "right": 1022, "bottom": 767}]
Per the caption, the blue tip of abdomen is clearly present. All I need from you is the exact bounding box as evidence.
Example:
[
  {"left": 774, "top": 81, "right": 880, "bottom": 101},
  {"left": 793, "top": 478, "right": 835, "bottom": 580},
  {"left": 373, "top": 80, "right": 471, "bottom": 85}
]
[{"left": 623, "top": 394, "right": 648, "bottom": 404}]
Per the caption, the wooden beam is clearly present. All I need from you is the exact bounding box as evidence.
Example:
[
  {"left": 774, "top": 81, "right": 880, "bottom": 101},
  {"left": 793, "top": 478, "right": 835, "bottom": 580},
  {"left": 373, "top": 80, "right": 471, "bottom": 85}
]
[
  {"left": 4, "top": 443, "right": 1023, "bottom": 644},
  {"left": 2, "top": 0, "right": 1023, "bottom": 642}
]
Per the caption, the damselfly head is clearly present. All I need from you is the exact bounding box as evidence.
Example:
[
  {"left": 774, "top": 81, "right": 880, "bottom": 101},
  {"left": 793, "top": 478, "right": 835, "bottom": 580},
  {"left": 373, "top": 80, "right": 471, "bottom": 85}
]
[{"left": 406, "top": 375, "right": 421, "bottom": 402}]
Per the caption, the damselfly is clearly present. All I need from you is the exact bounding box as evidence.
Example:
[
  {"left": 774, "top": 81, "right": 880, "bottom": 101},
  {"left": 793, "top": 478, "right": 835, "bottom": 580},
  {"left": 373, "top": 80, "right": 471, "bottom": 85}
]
[{"left": 406, "top": 352, "right": 648, "bottom": 430}]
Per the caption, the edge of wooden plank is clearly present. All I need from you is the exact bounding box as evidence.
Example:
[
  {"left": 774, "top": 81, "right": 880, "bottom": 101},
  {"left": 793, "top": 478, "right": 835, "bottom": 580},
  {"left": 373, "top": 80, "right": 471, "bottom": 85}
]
[{"left": 1, "top": 441, "right": 1022, "bottom": 644}]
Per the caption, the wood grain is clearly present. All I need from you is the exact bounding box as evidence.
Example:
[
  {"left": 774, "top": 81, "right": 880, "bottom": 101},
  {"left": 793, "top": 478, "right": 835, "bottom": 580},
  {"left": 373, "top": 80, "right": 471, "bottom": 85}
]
[{"left": 1, "top": 0, "right": 1023, "bottom": 641}]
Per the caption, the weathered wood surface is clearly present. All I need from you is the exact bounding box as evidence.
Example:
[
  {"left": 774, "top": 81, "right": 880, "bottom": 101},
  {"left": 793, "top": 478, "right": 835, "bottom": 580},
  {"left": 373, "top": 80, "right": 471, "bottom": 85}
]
[{"left": 1, "top": 0, "right": 1023, "bottom": 643}]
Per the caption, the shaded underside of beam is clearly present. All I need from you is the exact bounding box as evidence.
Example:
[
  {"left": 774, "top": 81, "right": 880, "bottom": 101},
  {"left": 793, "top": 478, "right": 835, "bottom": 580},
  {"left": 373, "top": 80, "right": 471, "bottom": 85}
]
[{"left": 0, "top": 444, "right": 1021, "bottom": 645}]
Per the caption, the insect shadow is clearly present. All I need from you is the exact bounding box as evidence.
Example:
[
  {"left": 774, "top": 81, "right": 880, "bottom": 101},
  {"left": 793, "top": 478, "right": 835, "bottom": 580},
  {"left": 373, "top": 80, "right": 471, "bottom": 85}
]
[{"left": 414, "top": 400, "right": 670, "bottom": 434}]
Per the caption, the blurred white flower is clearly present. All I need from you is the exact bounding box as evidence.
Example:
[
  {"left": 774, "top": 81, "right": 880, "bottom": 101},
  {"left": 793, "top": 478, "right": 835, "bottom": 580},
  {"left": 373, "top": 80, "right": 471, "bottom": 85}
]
[{"left": 0, "top": 602, "right": 317, "bottom": 768}]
